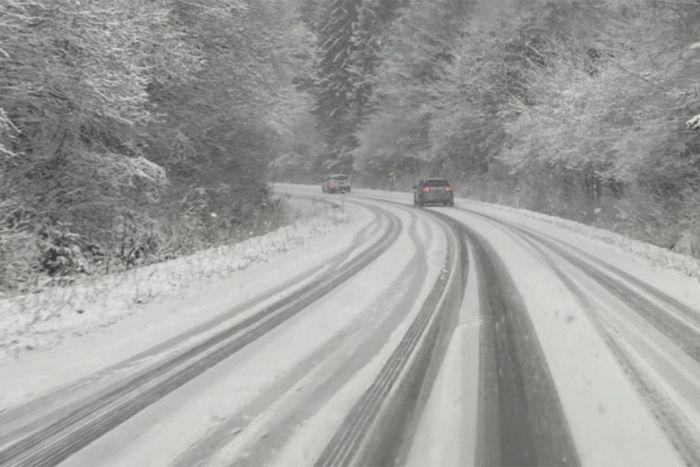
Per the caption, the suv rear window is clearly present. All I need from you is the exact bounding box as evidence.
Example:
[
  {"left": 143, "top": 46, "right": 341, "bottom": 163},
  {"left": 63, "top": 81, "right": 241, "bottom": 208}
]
[
  {"left": 425, "top": 179, "right": 448, "bottom": 187},
  {"left": 330, "top": 174, "right": 349, "bottom": 181}
]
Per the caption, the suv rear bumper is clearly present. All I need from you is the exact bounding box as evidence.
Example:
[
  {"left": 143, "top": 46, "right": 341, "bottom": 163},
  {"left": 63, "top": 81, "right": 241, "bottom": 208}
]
[
  {"left": 417, "top": 194, "right": 453, "bottom": 205},
  {"left": 327, "top": 186, "right": 351, "bottom": 193}
]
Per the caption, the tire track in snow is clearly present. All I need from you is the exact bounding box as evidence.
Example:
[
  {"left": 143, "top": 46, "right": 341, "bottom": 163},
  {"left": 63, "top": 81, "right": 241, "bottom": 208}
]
[
  {"left": 0, "top": 207, "right": 402, "bottom": 467},
  {"left": 314, "top": 209, "right": 467, "bottom": 467},
  {"left": 0, "top": 201, "right": 384, "bottom": 444},
  {"left": 469, "top": 210, "right": 700, "bottom": 364},
  {"left": 170, "top": 207, "right": 430, "bottom": 467},
  {"left": 459, "top": 206, "right": 700, "bottom": 465},
  {"left": 517, "top": 234, "right": 700, "bottom": 467},
  {"left": 462, "top": 225, "right": 579, "bottom": 467},
  {"left": 346, "top": 192, "right": 579, "bottom": 466}
]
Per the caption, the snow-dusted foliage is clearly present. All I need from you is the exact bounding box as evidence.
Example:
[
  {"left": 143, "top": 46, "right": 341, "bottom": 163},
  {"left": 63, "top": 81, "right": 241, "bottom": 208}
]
[
  {"left": 300, "top": 0, "right": 700, "bottom": 256},
  {"left": 0, "top": 198, "right": 346, "bottom": 357},
  {"left": 0, "top": 0, "right": 316, "bottom": 291},
  {"left": 686, "top": 115, "right": 700, "bottom": 131}
]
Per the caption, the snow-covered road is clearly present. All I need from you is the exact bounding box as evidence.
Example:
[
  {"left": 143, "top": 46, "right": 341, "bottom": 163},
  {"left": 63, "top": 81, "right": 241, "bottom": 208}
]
[{"left": 0, "top": 185, "right": 699, "bottom": 466}]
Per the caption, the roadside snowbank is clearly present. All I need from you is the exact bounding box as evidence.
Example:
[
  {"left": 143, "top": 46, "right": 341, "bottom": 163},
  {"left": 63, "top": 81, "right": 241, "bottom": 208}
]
[
  {"left": 461, "top": 199, "right": 700, "bottom": 281},
  {"left": 0, "top": 198, "right": 346, "bottom": 359},
  {"left": 346, "top": 187, "right": 700, "bottom": 281}
]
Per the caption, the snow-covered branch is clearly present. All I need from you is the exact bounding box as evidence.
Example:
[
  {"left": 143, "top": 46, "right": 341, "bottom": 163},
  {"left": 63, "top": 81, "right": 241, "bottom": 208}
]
[{"left": 685, "top": 114, "right": 700, "bottom": 131}]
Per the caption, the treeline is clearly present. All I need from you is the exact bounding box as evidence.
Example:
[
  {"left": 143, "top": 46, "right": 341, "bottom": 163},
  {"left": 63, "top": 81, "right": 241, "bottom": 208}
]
[
  {"left": 0, "top": 0, "right": 317, "bottom": 290},
  {"left": 3, "top": 0, "right": 699, "bottom": 292},
  {"left": 289, "top": 0, "right": 700, "bottom": 255}
]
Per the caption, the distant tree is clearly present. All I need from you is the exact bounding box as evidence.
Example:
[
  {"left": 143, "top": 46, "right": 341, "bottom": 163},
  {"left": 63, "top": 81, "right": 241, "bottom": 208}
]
[
  {"left": 312, "top": 0, "right": 362, "bottom": 173},
  {"left": 347, "top": 0, "right": 408, "bottom": 116},
  {"left": 352, "top": 0, "right": 474, "bottom": 180}
]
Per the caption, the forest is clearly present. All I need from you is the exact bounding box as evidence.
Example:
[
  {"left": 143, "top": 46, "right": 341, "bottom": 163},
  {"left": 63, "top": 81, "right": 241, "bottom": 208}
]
[
  {"left": 2, "top": 0, "right": 700, "bottom": 291},
  {"left": 0, "top": 0, "right": 314, "bottom": 290}
]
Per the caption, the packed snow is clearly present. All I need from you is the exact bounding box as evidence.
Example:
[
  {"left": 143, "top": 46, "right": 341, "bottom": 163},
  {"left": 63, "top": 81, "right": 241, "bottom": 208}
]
[
  {"left": 442, "top": 208, "right": 684, "bottom": 466},
  {"left": 1, "top": 186, "right": 699, "bottom": 467},
  {"left": 49, "top": 196, "right": 449, "bottom": 467}
]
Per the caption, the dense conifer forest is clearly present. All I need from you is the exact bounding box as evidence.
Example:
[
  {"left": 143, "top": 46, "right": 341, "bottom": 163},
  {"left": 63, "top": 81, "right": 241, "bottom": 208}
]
[{"left": 2, "top": 0, "right": 700, "bottom": 291}]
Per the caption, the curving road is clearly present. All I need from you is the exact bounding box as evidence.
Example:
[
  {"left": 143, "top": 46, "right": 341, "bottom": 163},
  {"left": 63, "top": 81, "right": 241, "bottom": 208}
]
[{"left": 0, "top": 185, "right": 699, "bottom": 466}]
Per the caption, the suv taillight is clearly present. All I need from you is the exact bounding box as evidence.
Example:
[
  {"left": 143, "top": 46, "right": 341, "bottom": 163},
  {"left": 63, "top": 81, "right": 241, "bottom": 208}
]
[
  {"left": 422, "top": 186, "right": 430, "bottom": 193},
  {"left": 444, "top": 186, "right": 453, "bottom": 192}
]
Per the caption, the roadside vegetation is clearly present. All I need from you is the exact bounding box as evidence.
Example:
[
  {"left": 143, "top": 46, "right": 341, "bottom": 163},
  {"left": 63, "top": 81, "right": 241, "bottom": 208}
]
[
  {"left": 283, "top": 0, "right": 700, "bottom": 257},
  {"left": 0, "top": 197, "right": 345, "bottom": 357},
  {"left": 0, "top": 0, "right": 319, "bottom": 292},
  {"left": 3, "top": 0, "right": 700, "bottom": 294}
]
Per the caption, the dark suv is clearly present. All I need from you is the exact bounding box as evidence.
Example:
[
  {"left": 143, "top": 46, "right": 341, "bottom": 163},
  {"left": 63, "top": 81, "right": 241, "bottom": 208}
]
[{"left": 413, "top": 178, "right": 454, "bottom": 207}]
